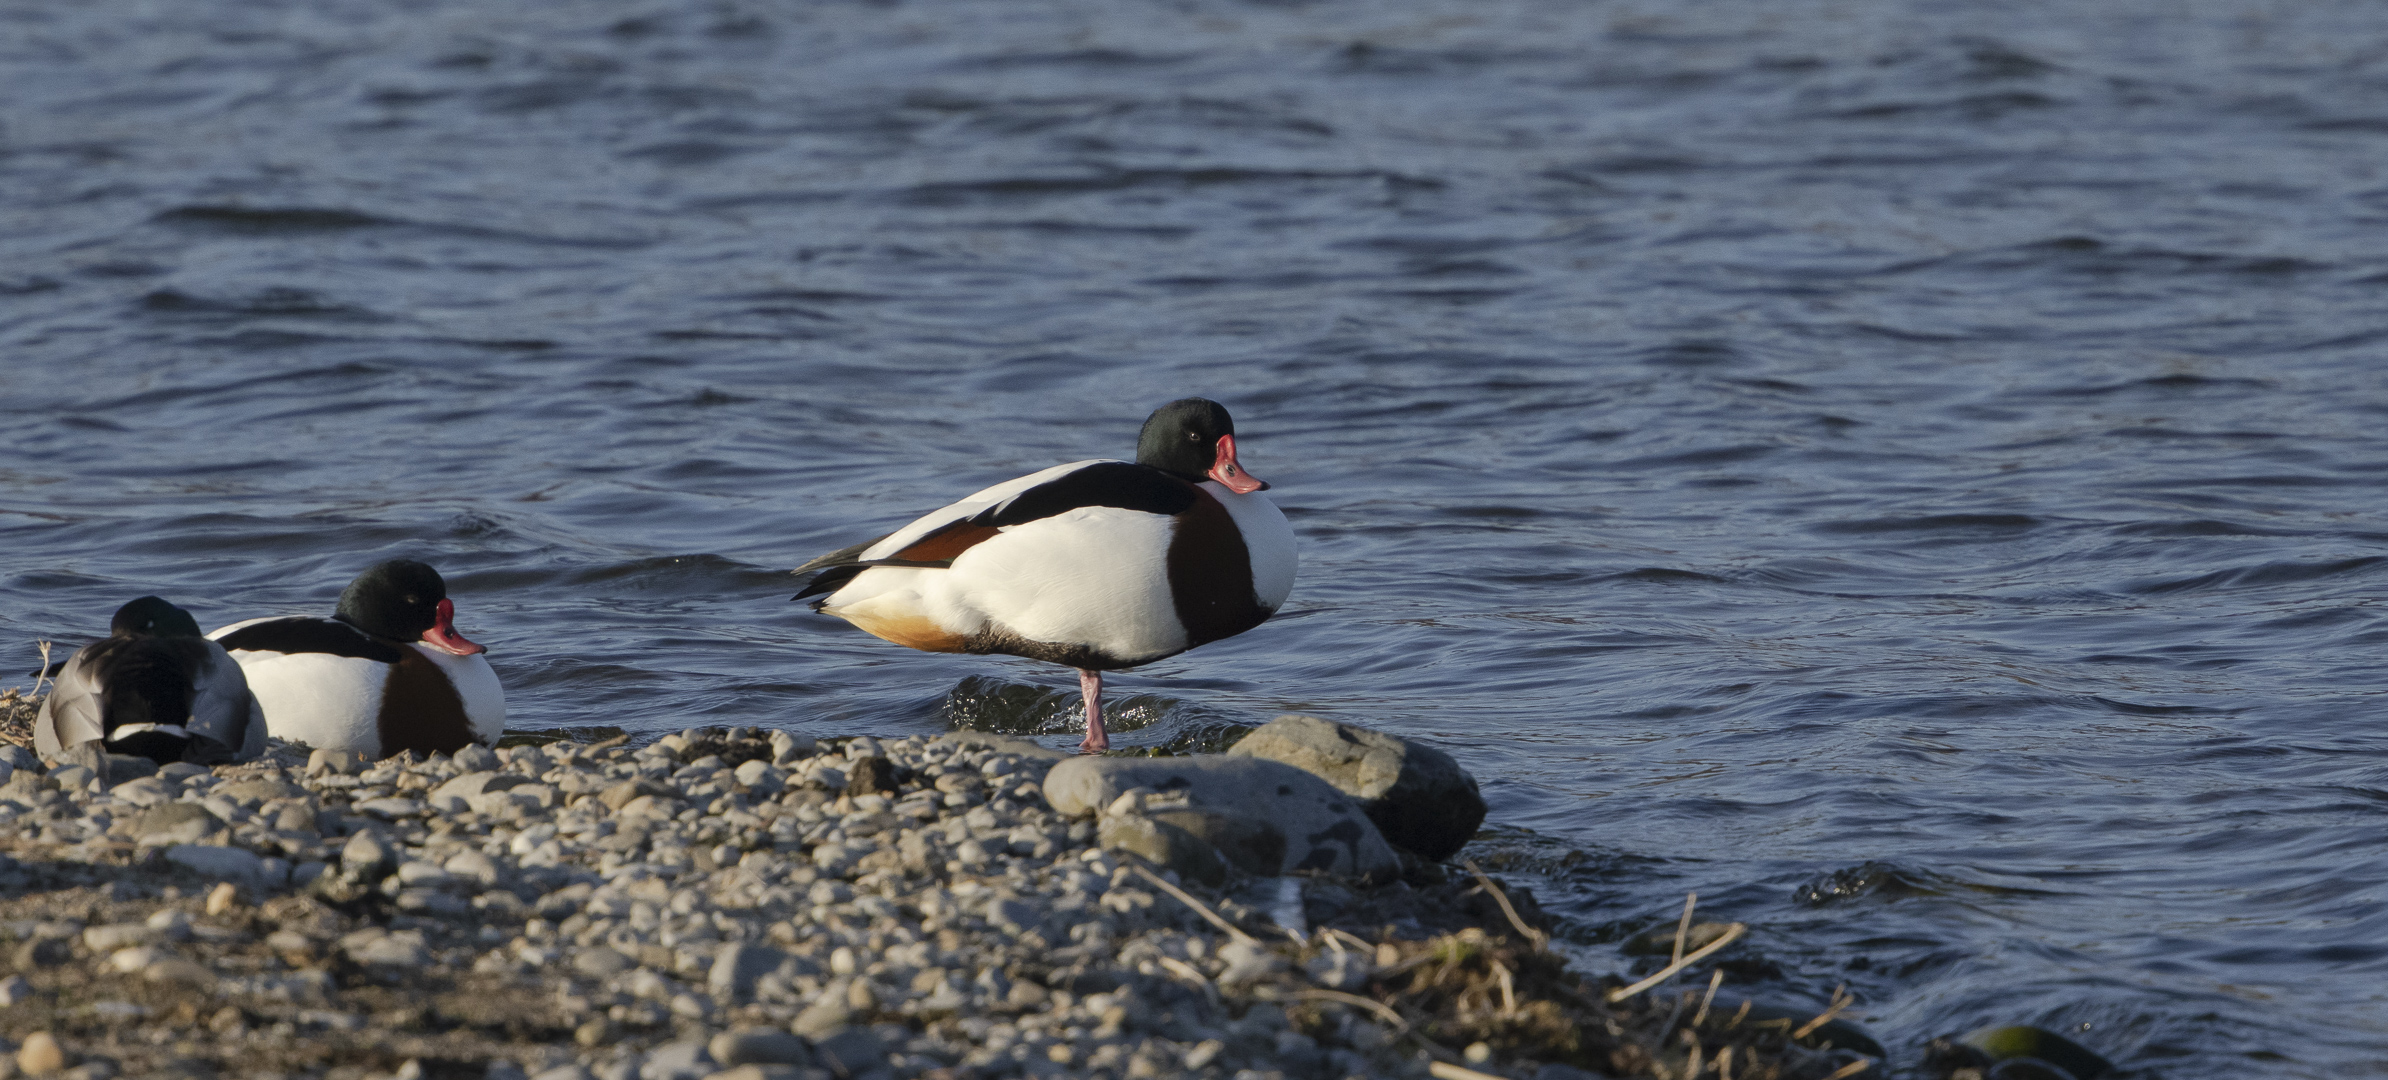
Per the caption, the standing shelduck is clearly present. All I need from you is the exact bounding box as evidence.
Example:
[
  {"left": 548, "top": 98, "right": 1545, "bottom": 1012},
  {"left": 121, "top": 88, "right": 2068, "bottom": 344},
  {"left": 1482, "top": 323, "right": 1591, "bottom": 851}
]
[
  {"left": 36, "top": 596, "right": 266, "bottom": 765},
  {"left": 209, "top": 560, "right": 504, "bottom": 759},
  {"left": 792, "top": 398, "right": 1298, "bottom": 753}
]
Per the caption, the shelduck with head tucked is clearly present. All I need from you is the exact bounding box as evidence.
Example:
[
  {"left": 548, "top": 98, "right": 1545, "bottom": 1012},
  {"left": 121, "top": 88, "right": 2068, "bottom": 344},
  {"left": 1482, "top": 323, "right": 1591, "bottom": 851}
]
[
  {"left": 793, "top": 397, "right": 1298, "bottom": 753},
  {"left": 36, "top": 595, "right": 266, "bottom": 765},
  {"left": 209, "top": 559, "right": 504, "bottom": 759}
]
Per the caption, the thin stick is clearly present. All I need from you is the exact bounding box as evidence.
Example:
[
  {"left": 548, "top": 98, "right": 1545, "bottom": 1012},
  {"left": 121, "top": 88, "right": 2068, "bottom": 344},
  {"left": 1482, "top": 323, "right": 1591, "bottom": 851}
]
[
  {"left": 1327, "top": 922, "right": 1385, "bottom": 950},
  {"left": 1673, "top": 891, "right": 1698, "bottom": 964},
  {"left": 1493, "top": 959, "right": 1516, "bottom": 1016},
  {"left": 1793, "top": 984, "right": 1854, "bottom": 1040},
  {"left": 1462, "top": 860, "right": 1549, "bottom": 950},
  {"left": 1158, "top": 956, "right": 1220, "bottom": 1006},
  {"left": 1822, "top": 1060, "right": 1870, "bottom": 1079},
  {"left": 1717, "top": 1044, "right": 1734, "bottom": 1080},
  {"left": 1691, "top": 968, "right": 1724, "bottom": 1028},
  {"left": 32, "top": 640, "right": 53, "bottom": 700},
  {"left": 1130, "top": 864, "right": 1259, "bottom": 946},
  {"left": 1606, "top": 923, "right": 1747, "bottom": 1003},
  {"left": 1427, "top": 1063, "right": 1508, "bottom": 1080},
  {"left": 1290, "top": 988, "right": 1408, "bottom": 1032}
]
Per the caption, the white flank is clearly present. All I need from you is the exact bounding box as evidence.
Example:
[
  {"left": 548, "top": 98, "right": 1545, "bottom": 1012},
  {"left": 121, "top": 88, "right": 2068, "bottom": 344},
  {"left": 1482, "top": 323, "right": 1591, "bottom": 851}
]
[
  {"left": 829, "top": 504, "right": 1185, "bottom": 664},
  {"left": 218, "top": 648, "right": 390, "bottom": 758}
]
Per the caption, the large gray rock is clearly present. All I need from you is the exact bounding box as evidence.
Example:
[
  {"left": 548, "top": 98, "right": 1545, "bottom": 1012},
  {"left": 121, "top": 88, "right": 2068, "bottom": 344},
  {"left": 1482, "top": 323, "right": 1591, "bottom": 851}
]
[
  {"left": 1147, "top": 808, "right": 1286, "bottom": 878},
  {"left": 1044, "top": 756, "right": 1397, "bottom": 882},
  {"left": 1096, "top": 813, "right": 1229, "bottom": 887},
  {"left": 1227, "top": 715, "right": 1485, "bottom": 860}
]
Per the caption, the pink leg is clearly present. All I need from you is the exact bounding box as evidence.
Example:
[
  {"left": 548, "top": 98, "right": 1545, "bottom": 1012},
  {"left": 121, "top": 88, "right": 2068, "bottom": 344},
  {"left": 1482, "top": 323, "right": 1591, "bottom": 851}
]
[{"left": 1077, "top": 668, "right": 1109, "bottom": 754}]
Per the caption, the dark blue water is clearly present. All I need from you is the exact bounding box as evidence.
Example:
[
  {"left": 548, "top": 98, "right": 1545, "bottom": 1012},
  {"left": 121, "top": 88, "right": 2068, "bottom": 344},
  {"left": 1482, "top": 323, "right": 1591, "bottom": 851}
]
[{"left": 7, "top": 0, "right": 2388, "bottom": 1073}]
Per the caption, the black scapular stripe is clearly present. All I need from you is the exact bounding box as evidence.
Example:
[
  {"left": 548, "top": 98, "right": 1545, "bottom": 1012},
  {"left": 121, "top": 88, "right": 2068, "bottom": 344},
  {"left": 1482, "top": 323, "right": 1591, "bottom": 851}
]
[
  {"left": 214, "top": 617, "right": 405, "bottom": 663},
  {"left": 791, "top": 463, "right": 1196, "bottom": 606},
  {"left": 970, "top": 462, "right": 1196, "bottom": 528}
]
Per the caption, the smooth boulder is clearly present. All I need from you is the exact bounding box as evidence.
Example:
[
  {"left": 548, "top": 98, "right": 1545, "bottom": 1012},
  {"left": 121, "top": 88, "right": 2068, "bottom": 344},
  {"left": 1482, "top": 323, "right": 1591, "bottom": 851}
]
[
  {"left": 1226, "top": 714, "right": 1485, "bottom": 860},
  {"left": 1045, "top": 756, "right": 1398, "bottom": 882},
  {"left": 1096, "top": 813, "right": 1229, "bottom": 887}
]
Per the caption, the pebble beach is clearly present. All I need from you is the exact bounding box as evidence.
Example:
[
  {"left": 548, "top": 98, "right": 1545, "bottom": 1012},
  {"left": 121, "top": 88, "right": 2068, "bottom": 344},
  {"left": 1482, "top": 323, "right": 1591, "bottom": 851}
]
[{"left": 0, "top": 691, "right": 1885, "bottom": 1080}]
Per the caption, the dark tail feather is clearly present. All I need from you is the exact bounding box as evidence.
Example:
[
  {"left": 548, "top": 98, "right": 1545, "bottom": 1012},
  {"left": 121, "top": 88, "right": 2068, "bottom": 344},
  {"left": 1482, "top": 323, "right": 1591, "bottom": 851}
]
[
  {"left": 790, "top": 535, "right": 887, "bottom": 578},
  {"left": 793, "top": 563, "right": 871, "bottom": 604}
]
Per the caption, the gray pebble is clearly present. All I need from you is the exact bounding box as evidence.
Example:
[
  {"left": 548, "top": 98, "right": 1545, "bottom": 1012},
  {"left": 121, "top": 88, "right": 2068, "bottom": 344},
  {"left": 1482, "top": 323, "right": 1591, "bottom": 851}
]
[
  {"left": 454, "top": 744, "right": 501, "bottom": 772},
  {"left": 708, "top": 1030, "right": 812, "bottom": 1068},
  {"left": 806, "top": 1028, "right": 885, "bottom": 1078},
  {"left": 574, "top": 947, "right": 635, "bottom": 978}
]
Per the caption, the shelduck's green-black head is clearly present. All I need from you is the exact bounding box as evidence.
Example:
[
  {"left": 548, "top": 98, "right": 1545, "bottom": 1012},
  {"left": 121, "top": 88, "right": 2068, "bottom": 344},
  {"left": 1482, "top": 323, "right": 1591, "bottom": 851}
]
[
  {"left": 336, "top": 559, "right": 487, "bottom": 656},
  {"left": 1136, "top": 397, "right": 1268, "bottom": 493}
]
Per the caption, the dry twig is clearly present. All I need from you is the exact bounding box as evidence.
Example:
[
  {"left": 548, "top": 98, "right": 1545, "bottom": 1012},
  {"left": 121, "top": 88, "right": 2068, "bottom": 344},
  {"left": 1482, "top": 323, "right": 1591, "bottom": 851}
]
[
  {"left": 1156, "top": 956, "right": 1219, "bottom": 1005},
  {"left": 1692, "top": 968, "right": 1724, "bottom": 1028},
  {"left": 1289, "top": 988, "right": 1409, "bottom": 1032},
  {"left": 1606, "top": 922, "right": 1747, "bottom": 1003},
  {"left": 1462, "top": 860, "right": 1549, "bottom": 950},
  {"left": 1792, "top": 984, "right": 1854, "bottom": 1040},
  {"left": 1822, "top": 1060, "right": 1871, "bottom": 1079},
  {"left": 1426, "top": 1063, "right": 1507, "bottom": 1080},
  {"left": 1130, "top": 864, "right": 1259, "bottom": 946},
  {"left": 1673, "top": 891, "right": 1698, "bottom": 964}
]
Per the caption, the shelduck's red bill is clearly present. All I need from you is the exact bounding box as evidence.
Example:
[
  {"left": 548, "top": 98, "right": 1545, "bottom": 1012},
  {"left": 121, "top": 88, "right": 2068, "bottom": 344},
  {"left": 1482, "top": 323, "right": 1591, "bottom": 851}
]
[
  {"left": 1208, "top": 433, "right": 1269, "bottom": 494},
  {"left": 421, "top": 597, "right": 487, "bottom": 656}
]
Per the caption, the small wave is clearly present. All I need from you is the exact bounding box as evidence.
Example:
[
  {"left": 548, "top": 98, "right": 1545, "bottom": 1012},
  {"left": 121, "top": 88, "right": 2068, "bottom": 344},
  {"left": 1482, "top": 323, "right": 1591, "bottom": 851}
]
[
  {"left": 1613, "top": 443, "right": 1779, "bottom": 469},
  {"left": 2120, "top": 556, "right": 2388, "bottom": 596},
  {"left": 2108, "top": 519, "right": 2300, "bottom": 538},
  {"left": 2029, "top": 373, "right": 2277, "bottom": 399},
  {"left": 153, "top": 205, "right": 396, "bottom": 233},
  {"left": 1637, "top": 339, "right": 1743, "bottom": 366},
  {"left": 1795, "top": 861, "right": 1949, "bottom": 906},
  {"left": 1602, "top": 567, "right": 1730, "bottom": 585},
  {"left": 139, "top": 287, "right": 388, "bottom": 322},
  {"left": 1810, "top": 513, "right": 2040, "bottom": 535},
  {"left": 1826, "top": 90, "right": 2059, "bottom": 121},
  {"left": 619, "top": 140, "right": 765, "bottom": 166}
]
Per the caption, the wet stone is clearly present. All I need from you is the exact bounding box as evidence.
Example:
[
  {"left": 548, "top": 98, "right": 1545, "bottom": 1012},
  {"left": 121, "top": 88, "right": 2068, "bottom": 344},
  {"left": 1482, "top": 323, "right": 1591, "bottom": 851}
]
[
  {"left": 574, "top": 947, "right": 635, "bottom": 979},
  {"left": 133, "top": 803, "right": 221, "bottom": 847},
  {"left": 843, "top": 756, "right": 899, "bottom": 796},
  {"left": 708, "top": 1029, "right": 812, "bottom": 1067}
]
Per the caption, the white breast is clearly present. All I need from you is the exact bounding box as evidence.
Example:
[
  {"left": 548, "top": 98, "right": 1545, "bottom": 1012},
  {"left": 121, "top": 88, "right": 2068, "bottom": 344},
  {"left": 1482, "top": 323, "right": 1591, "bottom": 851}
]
[
  {"left": 416, "top": 644, "right": 506, "bottom": 746},
  {"left": 1209, "top": 483, "right": 1298, "bottom": 611}
]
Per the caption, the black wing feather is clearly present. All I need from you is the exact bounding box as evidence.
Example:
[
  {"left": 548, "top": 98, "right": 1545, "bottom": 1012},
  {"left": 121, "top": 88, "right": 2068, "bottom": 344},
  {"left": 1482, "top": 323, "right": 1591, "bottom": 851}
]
[
  {"left": 789, "top": 462, "right": 1196, "bottom": 604},
  {"left": 214, "top": 617, "right": 404, "bottom": 663}
]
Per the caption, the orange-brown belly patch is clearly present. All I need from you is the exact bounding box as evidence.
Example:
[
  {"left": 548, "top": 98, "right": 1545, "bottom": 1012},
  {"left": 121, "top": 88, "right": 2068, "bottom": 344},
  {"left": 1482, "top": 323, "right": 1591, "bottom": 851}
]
[{"left": 835, "top": 609, "right": 969, "bottom": 653}]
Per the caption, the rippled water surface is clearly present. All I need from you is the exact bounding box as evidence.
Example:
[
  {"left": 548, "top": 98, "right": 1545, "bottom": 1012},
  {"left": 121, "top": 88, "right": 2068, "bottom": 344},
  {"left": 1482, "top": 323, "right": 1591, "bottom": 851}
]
[{"left": 8, "top": 0, "right": 2388, "bottom": 1073}]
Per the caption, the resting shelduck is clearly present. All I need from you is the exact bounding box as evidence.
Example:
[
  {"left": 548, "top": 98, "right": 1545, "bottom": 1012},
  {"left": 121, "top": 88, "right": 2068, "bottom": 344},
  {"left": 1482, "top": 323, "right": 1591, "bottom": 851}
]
[
  {"left": 793, "top": 397, "right": 1298, "bottom": 753},
  {"left": 36, "top": 596, "right": 266, "bottom": 765},
  {"left": 209, "top": 560, "right": 504, "bottom": 759}
]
